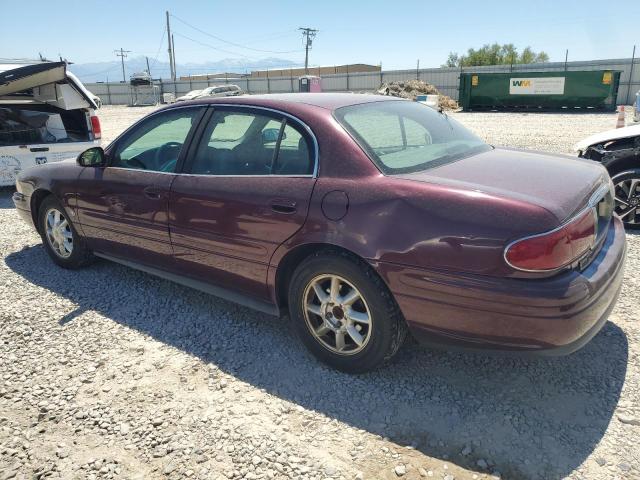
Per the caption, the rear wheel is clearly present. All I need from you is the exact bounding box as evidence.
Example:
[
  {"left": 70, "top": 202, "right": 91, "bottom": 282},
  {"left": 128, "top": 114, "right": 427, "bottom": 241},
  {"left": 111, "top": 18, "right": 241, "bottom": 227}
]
[
  {"left": 288, "top": 251, "right": 407, "bottom": 373},
  {"left": 612, "top": 169, "right": 640, "bottom": 229},
  {"left": 38, "top": 195, "right": 94, "bottom": 268}
]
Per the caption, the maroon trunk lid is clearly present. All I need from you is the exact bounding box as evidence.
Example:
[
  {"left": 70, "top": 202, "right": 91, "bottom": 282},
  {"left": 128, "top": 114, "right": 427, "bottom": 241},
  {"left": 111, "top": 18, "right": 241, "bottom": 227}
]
[{"left": 398, "top": 147, "right": 610, "bottom": 223}]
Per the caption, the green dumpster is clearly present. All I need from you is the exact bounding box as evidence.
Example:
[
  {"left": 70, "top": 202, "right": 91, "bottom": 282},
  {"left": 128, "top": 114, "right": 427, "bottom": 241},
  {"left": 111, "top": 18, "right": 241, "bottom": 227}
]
[{"left": 458, "top": 70, "right": 621, "bottom": 111}]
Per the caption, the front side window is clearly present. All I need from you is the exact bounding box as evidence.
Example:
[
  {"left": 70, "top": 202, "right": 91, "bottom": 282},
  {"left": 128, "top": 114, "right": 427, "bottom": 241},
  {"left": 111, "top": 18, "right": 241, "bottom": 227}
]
[
  {"left": 189, "top": 109, "right": 313, "bottom": 176},
  {"left": 112, "top": 107, "right": 202, "bottom": 173},
  {"left": 335, "top": 100, "right": 491, "bottom": 174}
]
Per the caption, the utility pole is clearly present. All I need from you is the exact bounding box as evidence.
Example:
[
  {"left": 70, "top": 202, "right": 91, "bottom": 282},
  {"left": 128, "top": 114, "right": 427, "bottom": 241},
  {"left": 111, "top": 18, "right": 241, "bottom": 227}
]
[
  {"left": 172, "top": 34, "right": 177, "bottom": 79},
  {"left": 299, "top": 27, "right": 318, "bottom": 74},
  {"left": 166, "top": 11, "right": 175, "bottom": 80},
  {"left": 114, "top": 48, "right": 131, "bottom": 82},
  {"left": 145, "top": 56, "right": 151, "bottom": 75},
  {"left": 564, "top": 49, "right": 569, "bottom": 71},
  {"left": 627, "top": 45, "right": 636, "bottom": 105}
]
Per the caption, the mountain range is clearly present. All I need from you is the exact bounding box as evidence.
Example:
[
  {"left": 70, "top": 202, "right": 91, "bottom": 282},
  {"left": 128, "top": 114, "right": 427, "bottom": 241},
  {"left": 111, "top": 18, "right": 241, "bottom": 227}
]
[{"left": 68, "top": 56, "right": 301, "bottom": 82}]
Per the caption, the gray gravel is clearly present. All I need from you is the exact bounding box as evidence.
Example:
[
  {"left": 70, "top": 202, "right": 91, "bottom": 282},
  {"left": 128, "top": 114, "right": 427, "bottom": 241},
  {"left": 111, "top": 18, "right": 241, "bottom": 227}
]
[
  {"left": 449, "top": 108, "right": 637, "bottom": 154},
  {"left": 1, "top": 106, "right": 639, "bottom": 480}
]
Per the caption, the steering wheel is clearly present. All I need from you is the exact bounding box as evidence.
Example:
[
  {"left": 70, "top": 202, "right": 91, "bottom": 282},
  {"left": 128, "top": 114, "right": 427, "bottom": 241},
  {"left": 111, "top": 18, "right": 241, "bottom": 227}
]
[{"left": 154, "top": 142, "right": 182, "bottom": 169}]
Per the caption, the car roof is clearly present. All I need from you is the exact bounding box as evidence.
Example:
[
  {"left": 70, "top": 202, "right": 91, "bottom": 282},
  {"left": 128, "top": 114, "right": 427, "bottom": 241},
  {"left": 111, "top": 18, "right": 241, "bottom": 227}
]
[{"left": 177, "top": 92, "right": 402, "bottom": 111}]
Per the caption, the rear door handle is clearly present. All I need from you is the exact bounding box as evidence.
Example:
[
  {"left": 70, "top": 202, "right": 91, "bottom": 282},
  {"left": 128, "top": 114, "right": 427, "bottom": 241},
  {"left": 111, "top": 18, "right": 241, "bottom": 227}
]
[
  {"left": 143, "top": 186, "right": 165, "bottom": 200},
  {"left": 270, "top": 199, "right": 297, "bottom": 214}
]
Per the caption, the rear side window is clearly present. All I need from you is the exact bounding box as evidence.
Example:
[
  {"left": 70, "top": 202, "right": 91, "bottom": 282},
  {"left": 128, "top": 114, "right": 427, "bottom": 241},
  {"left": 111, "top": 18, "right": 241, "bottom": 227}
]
[
  {"left": 276, "top": 123, "right": 311, "bottom": 175},
  {"left": 188, "top": 109, "right": 313, "bottom": 176}
]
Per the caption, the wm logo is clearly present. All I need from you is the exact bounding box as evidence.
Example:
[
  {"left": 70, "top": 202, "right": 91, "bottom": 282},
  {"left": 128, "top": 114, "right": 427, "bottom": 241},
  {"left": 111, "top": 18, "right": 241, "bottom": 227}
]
[{"left": 512, "top": 80, "right": 532, "bottom": 87}]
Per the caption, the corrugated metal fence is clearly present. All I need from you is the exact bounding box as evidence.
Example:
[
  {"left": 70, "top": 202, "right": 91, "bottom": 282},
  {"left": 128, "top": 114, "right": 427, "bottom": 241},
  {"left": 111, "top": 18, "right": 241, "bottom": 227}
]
[{"left": 85, "top": 57, "right": 640, "bottom": 106}]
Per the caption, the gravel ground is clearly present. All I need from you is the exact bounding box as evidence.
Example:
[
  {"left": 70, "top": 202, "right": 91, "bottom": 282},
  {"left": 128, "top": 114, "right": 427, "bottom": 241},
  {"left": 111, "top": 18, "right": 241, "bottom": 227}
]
[{"left": 1, "top": 105, "right": 639, "bottom": 480}]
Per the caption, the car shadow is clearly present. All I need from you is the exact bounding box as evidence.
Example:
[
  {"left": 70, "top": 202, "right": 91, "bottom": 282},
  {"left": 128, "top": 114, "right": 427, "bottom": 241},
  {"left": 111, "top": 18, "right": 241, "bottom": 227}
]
[
  {"left": 0, "top": 187, "right": 15, "bottom": 209},
  {"left": 4, "top": 246, "right": 628, "bottom": 480}
]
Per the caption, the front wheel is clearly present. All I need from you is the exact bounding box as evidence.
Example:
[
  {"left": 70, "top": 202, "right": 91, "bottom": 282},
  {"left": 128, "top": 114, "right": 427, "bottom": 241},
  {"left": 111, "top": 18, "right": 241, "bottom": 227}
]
[
  {"left": 288, "top": 251, "right": 407, "bottom": 373},
  {"left": 612, "top": 169, "right": 640, "bottom": 229},
  {"left": 38, "top": 195, "right": 94, "bottom": 268}
]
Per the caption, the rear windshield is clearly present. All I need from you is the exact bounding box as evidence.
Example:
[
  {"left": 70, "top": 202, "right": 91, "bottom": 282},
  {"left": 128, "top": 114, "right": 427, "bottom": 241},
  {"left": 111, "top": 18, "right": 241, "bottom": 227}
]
[{"left": 334, "top": 100, "right": 491, "bottom": 174}]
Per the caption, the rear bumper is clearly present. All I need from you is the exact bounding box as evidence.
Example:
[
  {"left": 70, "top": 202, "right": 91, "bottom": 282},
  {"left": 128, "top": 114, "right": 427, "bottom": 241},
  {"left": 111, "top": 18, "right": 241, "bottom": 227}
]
[{"left": 376, "top": 216, "right": 626, "bottom": 354}]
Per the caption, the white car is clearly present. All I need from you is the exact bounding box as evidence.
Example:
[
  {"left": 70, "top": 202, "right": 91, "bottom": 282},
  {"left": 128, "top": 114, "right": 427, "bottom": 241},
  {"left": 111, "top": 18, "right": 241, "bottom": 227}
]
[
  {"left": 0, "top": 61, "right": 101, "bottom": 187},
  {"left": 574, "top": 123, "right": 640, "bottom": 228},
  {"left": 175, "top": 89, "right": 203, "bottom": 102},
  {"left": 196, "top": 84, "right": 243, "bottom": 99}
]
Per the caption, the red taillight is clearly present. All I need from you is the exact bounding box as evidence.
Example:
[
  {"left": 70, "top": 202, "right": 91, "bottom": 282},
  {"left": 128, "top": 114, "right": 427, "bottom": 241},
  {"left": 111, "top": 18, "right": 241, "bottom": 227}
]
[
  {"left": 505, "top": 208, "right": 596, "bottom": 272},
  {"left": 90, "top": 115, "right": 101, "bottom": 139}
]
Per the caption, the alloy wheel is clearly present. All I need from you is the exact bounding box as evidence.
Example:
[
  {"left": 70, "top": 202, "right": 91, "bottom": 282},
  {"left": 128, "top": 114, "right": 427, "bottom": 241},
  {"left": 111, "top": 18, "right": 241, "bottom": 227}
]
[
  {"left": 45, "top": 208, "right": 74, "bottom": 258},
  {"left": 302, "top": 274, "right": 372, "bottom": 355},
  {"left": 614, "top": 178, "right": 640, "bottom": 225}
]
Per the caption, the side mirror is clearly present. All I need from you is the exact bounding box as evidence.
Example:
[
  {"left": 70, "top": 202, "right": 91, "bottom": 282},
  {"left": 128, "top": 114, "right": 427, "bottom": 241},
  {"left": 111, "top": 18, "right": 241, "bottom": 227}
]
[
  {"left": 77, "top": 147, "right": 106, "bottom": 167},
  {"left": 262, "top": 128, "right": 285, "bottom": 144},
  {"left": 261, "top": 128, "right": 280, "bottom": 144}
]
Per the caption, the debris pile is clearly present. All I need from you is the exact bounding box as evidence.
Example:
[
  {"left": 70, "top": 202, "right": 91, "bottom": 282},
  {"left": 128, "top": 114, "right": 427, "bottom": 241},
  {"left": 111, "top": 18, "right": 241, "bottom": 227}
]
[{"left": 376, "top": 80, "right": 459, "bottom": 110}]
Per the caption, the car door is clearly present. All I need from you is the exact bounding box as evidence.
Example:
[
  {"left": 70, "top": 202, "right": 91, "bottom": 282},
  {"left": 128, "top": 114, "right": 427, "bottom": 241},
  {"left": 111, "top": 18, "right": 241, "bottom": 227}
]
[
  {"left": 169, "top": 106, "right": 317, "bottom": 300},
  {"left": 75, "top": 106, "right": 205, "bottom": 266}
]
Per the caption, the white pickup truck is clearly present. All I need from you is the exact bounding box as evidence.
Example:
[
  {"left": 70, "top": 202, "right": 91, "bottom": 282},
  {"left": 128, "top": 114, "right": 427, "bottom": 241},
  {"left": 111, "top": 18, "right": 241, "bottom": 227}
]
[{"left": 0, "top": 61, "right": 101, "bottom": 187}]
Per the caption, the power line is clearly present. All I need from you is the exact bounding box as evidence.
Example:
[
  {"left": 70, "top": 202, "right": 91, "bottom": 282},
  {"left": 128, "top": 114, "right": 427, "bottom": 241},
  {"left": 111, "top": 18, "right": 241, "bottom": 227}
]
[
  {"left": 173, "top": 31, "right": 253, "bottom": 59},
  {"left": 149, "top": 28, "right": 166, "bottom": 73},
  {"left": 299, "top": 27, "right": 318, "bottom": 74},
  {"left": 74, "top": 64, "right": 122, "bottom": 80},
  {"left": 242, "top": 30, "right": 300, "bottom": 45},
  {"left": 170, "top": 13, "right": 304, "bottom": 55},
  {"left": 114, "top": 48, "right": 131, "bottom": 82}
]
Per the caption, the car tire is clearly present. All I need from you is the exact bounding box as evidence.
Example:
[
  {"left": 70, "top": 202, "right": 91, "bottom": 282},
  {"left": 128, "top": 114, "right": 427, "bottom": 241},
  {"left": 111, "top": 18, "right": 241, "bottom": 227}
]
[
  {"left": 38, "top": 195, "right": 94, "bottom": 269},
  {"left": 288, "top": 251, "right": 407, "bottom": 373},
  {"left": 611, "top": 169, "right": 640, "bottom": 229}
]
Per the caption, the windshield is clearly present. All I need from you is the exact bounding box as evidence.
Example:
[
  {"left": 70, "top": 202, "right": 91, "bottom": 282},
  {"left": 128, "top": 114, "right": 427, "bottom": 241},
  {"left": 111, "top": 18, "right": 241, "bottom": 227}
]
[{"left": 335, "top": 100, "right": 491, "bottom": 174}]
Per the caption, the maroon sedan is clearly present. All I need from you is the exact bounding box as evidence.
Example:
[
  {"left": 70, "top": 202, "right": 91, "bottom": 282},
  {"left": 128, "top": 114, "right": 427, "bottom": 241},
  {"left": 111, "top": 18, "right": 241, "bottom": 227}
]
[{"left": 12, "top": 94, "right": 626, "bottom": 372}]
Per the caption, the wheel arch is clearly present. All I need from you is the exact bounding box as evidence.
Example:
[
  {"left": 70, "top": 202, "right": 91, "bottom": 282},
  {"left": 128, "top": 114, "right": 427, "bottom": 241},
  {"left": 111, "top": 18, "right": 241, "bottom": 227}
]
[
  {"left": 30, "top": 188, "right": 53, "bottom": 234},
  {"left": 606, "top": 155, "right": 640, "bottom": 177},
  {"left": 596, "top": 136, "right": 640, "bottom": 177},
  {"left": 273, "top": 242, "right": 392, "bottom": 315}
]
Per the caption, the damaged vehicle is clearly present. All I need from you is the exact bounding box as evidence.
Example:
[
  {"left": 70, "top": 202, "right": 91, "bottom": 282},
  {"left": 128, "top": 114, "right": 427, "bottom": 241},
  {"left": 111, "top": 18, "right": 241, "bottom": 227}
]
[
  {"left": 175, "top": 89, "right": 203, "bottom": 102},
  {"left": 196, "top": 84, "right": 243, "bottom": 99},
  {"left": 0, "top": 61, "right": 101, "bottom": 187},
  {"left": 13, "top": 94, "right": 626, "bottom": 372},
  {"left": 575, "top": 123, "right": 640, "bottom": 228},
  {"left": 130, "top": 71, "right": 152, "bottom": 86}
]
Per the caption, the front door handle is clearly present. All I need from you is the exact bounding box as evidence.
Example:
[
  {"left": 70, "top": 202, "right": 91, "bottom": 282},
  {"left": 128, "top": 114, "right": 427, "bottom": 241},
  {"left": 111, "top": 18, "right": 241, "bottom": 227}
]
[
  {"left": 270, "top": 199, "right": 297, "bottom": 214},
  {"left": 143, "top": 186, "right": 165, "bottom": 200}
]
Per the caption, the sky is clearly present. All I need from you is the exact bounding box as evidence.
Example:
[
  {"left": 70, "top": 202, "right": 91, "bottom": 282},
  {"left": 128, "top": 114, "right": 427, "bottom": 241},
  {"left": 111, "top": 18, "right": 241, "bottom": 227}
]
[{"left": 1, "top": 0, "right": 638, "bottom": 74}]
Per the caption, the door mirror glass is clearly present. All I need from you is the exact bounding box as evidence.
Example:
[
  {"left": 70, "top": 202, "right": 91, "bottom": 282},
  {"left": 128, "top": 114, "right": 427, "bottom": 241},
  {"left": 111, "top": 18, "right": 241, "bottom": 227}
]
[
  {"left": 77, "top": 147, "right": 105, "bottom": 167},
  {"left": 262, "top": 128, "right": 283, "bottom": 144}
]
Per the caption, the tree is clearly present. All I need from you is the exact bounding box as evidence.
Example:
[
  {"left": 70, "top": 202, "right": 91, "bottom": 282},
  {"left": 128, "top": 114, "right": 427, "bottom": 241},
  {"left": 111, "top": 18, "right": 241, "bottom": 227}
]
[{"left": 443, "top": 44, "right": 550, "bottom": 67}]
